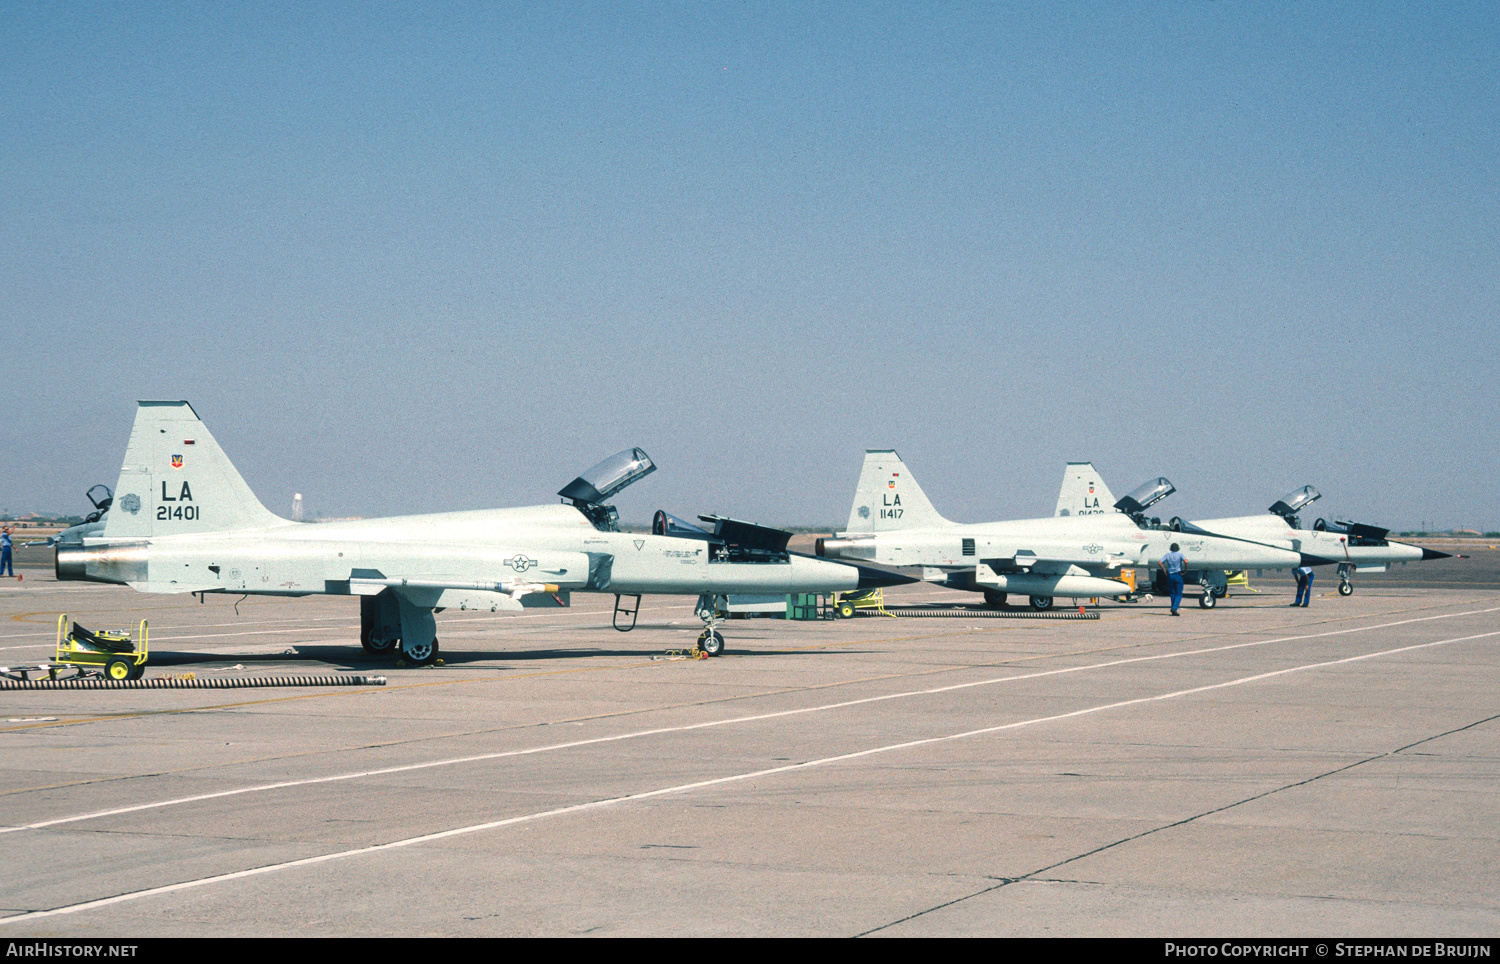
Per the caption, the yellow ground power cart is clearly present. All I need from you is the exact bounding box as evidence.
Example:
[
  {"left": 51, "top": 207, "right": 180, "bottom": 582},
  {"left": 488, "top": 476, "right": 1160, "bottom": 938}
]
[
  {"left": 55, "top": 614, "right": 149, "bottom": 681},
  {"left": 828, "top": 588, "right": 890, "bottom": 619}
]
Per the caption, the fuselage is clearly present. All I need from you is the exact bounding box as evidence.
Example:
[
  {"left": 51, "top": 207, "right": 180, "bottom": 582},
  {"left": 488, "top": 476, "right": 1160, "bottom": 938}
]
[
  {"left": 1188, "top": 515, "right": 1431, "bottom": 568},
  {"left": 62, "top": 503, "right": 868, "bottom": 603},
  {"left": 823, "top": 512, "right": 1304, "bottom": 577}
]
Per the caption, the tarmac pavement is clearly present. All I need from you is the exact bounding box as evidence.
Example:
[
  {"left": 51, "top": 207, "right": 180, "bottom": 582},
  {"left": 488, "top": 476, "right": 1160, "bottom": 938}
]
[{"left": 0, "top": 558, "right": 1496, "bottom": 937}]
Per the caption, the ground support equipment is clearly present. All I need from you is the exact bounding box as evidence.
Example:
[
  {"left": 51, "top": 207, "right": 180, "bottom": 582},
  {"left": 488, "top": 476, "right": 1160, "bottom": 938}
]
[
  {"left": 53, "top": 614, "right": 148, "bottom": 681},
  {"left": 826, "top": 588, "right": 891, "bottom": 619}
]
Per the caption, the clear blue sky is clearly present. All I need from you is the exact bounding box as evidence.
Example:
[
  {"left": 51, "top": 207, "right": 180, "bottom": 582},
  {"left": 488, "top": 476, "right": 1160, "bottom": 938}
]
[{"left": 3, "top": 2, "right": 1496, "bottom": 530}]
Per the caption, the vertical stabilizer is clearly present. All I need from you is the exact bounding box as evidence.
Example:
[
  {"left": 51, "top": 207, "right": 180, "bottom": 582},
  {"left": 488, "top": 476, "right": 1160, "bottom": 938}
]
[
  {"left": 845, "top": 450, "right": 953, "bottom": 532},
  {"left": 103, "top": 401, "right": 290, "bottom": 538},
  {"left": 1055, "top": 462, "right": 1117, "bottom": 517}
]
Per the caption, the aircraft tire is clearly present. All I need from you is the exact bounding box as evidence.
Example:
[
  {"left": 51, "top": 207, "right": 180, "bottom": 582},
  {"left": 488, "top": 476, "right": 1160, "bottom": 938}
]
[
  {"left": 402, "top": 637, "right": 440, "bottom": 666},
  {"left": 360, "top": 627, "right": 399, "bottom": 655},
  {"left": 698, "top": 629, "right": 725, "bottom": 656},
  {"left": 1211, "top": 584, "right": 1228, "bottom": 598},
  {"left": 1199, "top": 591, "right": 1217, "bottom": 609},
  {"left": 1338, "top": 581, "right": 1353, "bottom": 596},
  {"left": 983, "top": 590, "right": 1008, "bottom": 609},
  {"left": 1029, "top": 595, "right": 1053, "bottom": 611}
]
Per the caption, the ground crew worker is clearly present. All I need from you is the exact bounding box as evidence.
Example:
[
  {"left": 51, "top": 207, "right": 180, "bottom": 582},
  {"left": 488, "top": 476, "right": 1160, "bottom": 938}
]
[
  {"left": 1159, "top": 542, "right": 1186, "bottom": 616},
  {"left": 1292, "top": 565, "right": 1314, "bottom": 607},
  {"left": 0, "top": 528, "right": 12, "bottom": 578}
]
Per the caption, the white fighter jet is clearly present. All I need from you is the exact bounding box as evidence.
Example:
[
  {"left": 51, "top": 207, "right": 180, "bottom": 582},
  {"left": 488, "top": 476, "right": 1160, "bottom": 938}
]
[
  {"left": 1055, "top": 469, "right": 1449, "bottom": 597},
  {"left": 55, "top": 401, "right": 911, "bottom": 661},
  {"left": 1062, "top": 473, "right": 1446, "bottom": 596},
  {"left": 815, "top": 451, "right": 1308, "bottom": 610}
]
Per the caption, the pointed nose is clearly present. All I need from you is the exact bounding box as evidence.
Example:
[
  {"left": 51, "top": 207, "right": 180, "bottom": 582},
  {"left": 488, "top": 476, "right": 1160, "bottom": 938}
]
[{"left": 1420, "top": 547, "right": 1452, "bottom": 561}]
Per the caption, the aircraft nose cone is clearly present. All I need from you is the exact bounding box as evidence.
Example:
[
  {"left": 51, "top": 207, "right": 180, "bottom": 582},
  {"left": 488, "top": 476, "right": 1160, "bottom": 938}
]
[
  {"left": 1421, "top": 547, "right": 1452, "bottom": 561},
  {"left": 853, "top": 564, "right": 917, "bottom": 590}
]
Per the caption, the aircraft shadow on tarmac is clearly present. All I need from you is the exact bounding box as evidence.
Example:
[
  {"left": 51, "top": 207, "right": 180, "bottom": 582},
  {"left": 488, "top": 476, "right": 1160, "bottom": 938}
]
[{"left": 141, "top": 640, "right": 848, "bottom": 670}]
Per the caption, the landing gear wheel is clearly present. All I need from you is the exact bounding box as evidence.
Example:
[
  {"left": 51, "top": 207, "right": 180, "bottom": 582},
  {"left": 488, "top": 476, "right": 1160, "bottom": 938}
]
[
  {"left": 983, "top": 590, "right": 1008, "bottom": 609},
  {"left": 360, "top": 627, "right": 399, "bottom": 655},
  {"left": 697, "top": 629, "right": 725, "bottom": 656},
  {"left": 836, "top": 600, "right": 856, "bottom": 619},
  {"left": 1029, "top": 595, "right": 1054, "bottom": 611},
  {"left": 1199, "top": 591, "right": 1217, "bottom": 609},
  {"left": 1338, "top": 581, "right": 1353, "bottom": 596},
  {"left": 104, "top": 656, "right": 137, "bottom": 681},
  {"left": 1210, "top": 585, "right": 1227, "bottom": 598},
  {"left": 401, "top": 637, "right": 440, "bottom": 666}
]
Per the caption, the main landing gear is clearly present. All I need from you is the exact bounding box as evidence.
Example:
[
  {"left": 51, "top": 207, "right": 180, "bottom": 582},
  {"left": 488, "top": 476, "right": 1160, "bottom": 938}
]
[{"left": 360, "top": 589, "right": 441, "bottom": 665}]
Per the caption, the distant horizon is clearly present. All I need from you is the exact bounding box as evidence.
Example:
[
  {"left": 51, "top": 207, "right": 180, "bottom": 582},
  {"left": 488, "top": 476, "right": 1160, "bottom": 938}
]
[{"left": 5, "top": 506, "right": 1495, "bottom": 540}]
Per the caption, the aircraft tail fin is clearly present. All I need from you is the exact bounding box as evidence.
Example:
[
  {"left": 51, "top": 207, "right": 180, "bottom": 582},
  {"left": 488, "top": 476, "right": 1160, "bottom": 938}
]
[
  {"left": 103, "top": 401, "right": 290, "bottom": 538},
  {"left": 1055, "top": 462, "right": 1117, "bottom": 517},
  {"left": 845, "top": 450, "right": 953, "bottom": 532}
]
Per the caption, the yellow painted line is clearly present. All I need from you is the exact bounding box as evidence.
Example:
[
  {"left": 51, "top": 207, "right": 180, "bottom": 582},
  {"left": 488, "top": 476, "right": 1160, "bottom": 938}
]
[{"left": 8, "top": 612, "right": 58, "bottom": 624}]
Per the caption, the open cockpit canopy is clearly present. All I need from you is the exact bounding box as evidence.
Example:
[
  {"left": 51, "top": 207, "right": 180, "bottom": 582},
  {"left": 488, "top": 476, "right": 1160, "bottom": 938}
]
[
  {"left": 558, "top": 447, "right": 657, "bottom": 531},
  {"left": 1269, "top": 485, "right": 1321, "bottom": 526},
  {"left": 1115, "top": 477, "right": 1176, "bottom": 525}
]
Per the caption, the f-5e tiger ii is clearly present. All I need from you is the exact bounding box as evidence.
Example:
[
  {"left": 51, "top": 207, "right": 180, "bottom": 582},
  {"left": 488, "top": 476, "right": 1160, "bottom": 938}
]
[
  {"left": 1056, "top": 464, "right": 1452, "bottom": 599},
  {"left": 1191, "top": 486, "right": 1450, "bottom": 595},
  {"left": 815, "top": 451, "right": 1310, "bottom": 610},
  {"left": 1054, "top": 468, "right": 1449, "bottom": 596},
  {"left": 55, "top": 401, "right": 911, "bottom": 662}
]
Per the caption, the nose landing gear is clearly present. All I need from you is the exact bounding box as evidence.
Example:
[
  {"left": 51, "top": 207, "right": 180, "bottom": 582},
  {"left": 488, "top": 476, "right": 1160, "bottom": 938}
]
[{"left": 693, "top": 594, "right": 729, "bottom": 656}]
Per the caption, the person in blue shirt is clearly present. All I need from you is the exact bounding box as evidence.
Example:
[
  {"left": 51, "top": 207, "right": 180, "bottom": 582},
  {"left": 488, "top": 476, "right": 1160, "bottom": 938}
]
[
  {"left": 1159, "top": 542, "right": 1186, "bottom": 616},
  {"left": 1292, "top": 565, "right": 1314, "bottom": 607},
  {"left": 0, "top": 528, "right": 12, "bottom": 578}
]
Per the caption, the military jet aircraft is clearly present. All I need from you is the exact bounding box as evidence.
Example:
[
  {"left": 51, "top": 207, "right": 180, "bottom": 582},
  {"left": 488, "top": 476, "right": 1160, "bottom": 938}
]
[
  {"left": 815, "top": 451, "right": 1309, "bottom": 610},
  {"left": 55, "top": 401, "right": 911, "bottom": 661},
  {"left": 1053, "top": 465, "right": 1449, "bottom": 595}
]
